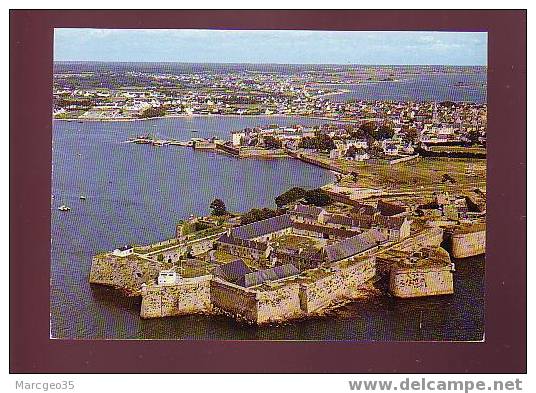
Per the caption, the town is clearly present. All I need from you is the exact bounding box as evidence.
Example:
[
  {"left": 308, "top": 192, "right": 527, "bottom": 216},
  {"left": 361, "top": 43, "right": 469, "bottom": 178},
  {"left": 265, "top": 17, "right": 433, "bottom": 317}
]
[{"left": 53, "top": 63, "right": 486, "bottom": 122}]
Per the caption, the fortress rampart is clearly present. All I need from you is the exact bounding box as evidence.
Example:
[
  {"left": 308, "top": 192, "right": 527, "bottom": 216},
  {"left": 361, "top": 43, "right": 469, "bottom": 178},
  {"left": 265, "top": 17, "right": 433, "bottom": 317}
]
[
  {"left": 450, "top": 229, "right": 486, "bottom": 259},
  {"left": 140, "top": 275, "right": 212, "bottom": 318},
  {"left": 89, "top": 254, "right": 170, "bottom": 294},
  {"left": 140, "top": 255, "right": 376, "bottom": 324}
]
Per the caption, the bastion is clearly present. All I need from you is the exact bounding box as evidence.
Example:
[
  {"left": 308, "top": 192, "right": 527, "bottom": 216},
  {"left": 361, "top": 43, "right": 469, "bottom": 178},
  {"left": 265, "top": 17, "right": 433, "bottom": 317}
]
[
  {"left": 388, "top": 247, "right": 454, "bottom": 298},
  {"left": 448, "top": 223, "right": 486, "bottom": 259},
  {"left": 89, "top": 253, "right": 171, "bottom": 294}
]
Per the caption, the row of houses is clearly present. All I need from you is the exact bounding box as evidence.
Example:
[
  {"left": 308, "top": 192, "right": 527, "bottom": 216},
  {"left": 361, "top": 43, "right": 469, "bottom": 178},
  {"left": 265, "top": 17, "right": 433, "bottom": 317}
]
[
  {"left": 215, "top": 203, "right": 411, "bottom": 272},
  {"left": 289, "top": 202, "right": 411, "bottom": 241}
]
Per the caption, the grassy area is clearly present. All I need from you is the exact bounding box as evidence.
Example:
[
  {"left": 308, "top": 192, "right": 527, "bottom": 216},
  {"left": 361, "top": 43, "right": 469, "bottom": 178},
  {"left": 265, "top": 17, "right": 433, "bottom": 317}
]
[
  {"left": 211, "top": 249, "right": 240, "bottom": 263},
  {"left": 133, "top": 239, "right": 178, "bottom": 254},
  {"left": 429, "top": 145, "right": 486, "bottom": 154},
  {"left": 333, "top": 157, "right": 486, "bottom": 192},
  {"left": 185, "top": 226, "right": 226, "bottom": 241},
  {"left": 176, "top": 259, "right": 217, "bottom": 278},
  {"left": 275, "top": 234, "right": 323, "bottom": 251}
]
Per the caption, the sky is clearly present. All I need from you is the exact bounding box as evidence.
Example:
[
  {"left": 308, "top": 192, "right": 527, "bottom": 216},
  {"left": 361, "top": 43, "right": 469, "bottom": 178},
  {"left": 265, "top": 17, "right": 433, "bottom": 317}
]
[{"left": 54, "top": 29, "right": 487, "bottom": 66}]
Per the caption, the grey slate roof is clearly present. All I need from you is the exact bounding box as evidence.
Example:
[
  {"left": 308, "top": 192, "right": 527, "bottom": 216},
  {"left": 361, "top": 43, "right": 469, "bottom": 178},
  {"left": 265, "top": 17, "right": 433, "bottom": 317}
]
[
  {"left": 292, "top": 222, "right": 356, "bottom": 238},
  {"left": 323, "top": 230, "right": 379, "bottom": 263},
  {"left": 377, "top": 200, "right": 407, "bottom": 216},
  {"left": 243, "top": 264, "right": 300, "bottom": 288},
  {"left": 293, "top": 204, "right": 324, "bottom": 217},
  {"left": 325, "top": 213, "right": 355, "bottom": 227},
  {"left": 357, "top": 228, "right": 388, "bottom": 245},
  {"left": 350, "top": 203, "right": 379, "bottom": 216},
  {"left": 212, "top": 259, "right": 253, "bottom": 285},
  {"left": 217, "top": 233, "right": 267, "bottom": 251},
  {"left": 231, "top": 214, "right": 293, "bottom": 240}
]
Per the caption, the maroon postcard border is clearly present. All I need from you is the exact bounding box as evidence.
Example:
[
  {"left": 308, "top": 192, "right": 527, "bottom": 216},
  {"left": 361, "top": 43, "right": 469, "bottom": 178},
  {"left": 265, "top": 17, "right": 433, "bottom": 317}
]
[{"left": 10, "top": 9, "right": 527, "bottom": 373}]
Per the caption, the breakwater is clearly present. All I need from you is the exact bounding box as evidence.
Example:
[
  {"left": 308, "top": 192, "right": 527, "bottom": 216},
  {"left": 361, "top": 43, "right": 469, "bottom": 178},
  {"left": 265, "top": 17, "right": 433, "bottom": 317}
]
[{"left": 286, "top": 151, "right": 348, "bottom": 174}]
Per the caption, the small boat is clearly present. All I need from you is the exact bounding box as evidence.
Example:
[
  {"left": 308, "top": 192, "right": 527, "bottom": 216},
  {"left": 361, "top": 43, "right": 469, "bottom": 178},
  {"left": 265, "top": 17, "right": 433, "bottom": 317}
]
[
  {"left": 58, "top": 205, "right": 71, "bottom": 211},
  {"left": 80, "top": 195, "right": 86, "bottom": 200}
]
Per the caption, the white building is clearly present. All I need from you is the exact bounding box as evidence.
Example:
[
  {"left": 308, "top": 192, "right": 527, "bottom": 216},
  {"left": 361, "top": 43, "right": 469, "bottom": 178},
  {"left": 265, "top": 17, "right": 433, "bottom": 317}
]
[
  {"left": 346, "top": 139, "right": 368, "bottom": 149},
  {"left": 354, "top": 149, "right": 370, "bottom": 161},
  {"left": 158, "top": 269, "right": 181, "bottom": 285},
  {"left": 112, "top": 245, "right": 134, "bottom": 257},
  {"left": 232, "top": 131, "right": 246, "bottom": 146}
]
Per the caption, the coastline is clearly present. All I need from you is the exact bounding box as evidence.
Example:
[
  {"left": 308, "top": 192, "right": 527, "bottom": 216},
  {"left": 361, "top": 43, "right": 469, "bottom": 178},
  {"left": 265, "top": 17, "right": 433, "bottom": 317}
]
[{"left": 53, "top": 113, "right": 358, "bottom": 123}]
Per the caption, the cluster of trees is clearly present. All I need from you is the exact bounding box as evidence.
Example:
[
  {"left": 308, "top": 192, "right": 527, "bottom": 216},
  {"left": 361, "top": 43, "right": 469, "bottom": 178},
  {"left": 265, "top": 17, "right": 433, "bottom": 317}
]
[
  {"left": 138, "top": 106, "right": 167, "bottom": 118},
  {"left": 275, "top": 187, "right": 331, "bottom": 208},
  {"left": 56, "top": 98, "right": 93, "bottom": 109},
  {"left": 262, "top": 135, "right": 282, "bottom": 149},
  {"left": 466, "top": 130, "right": 482, "bottom": 144},
  {"left": 240, "top": 207, "right": 283, "bottom": 225},
  {"left": 359, "top": 121, "right": 395, "bottom": 141},
  {"left": 298, "top": 134, "right": 336, "bottom": 151}
]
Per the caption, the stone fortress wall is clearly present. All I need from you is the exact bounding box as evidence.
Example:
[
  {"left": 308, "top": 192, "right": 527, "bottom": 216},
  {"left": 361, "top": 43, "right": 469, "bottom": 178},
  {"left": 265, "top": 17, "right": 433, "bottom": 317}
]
[
  {"left": 89, "top": 254, "right": 170, "bottom": 294},
  {"left": 140, "top": 255, "right": 376, "bottom": 324},
  {"left": 140, "top": 275, "right": 212, "bottom": 318},
  {"left": 450, "top": 228, "right": 486, "bottom": 259},
  {"left": 389, "top": 265, "right": 454, "bottom": 298},
  {"left": 144, "top": 233, "right": 222, "bottom": 264},
  {"left": 93, "top": 226, "right": 471, "bottom": 324},
  {"left": 299, "top": 257, "right": 375, "bottom": 314}
]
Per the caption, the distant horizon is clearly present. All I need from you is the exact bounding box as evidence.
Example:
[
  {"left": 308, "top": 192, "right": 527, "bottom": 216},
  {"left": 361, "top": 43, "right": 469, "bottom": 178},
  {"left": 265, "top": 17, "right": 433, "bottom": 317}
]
[
  {"left": 53, "top": 60, "right": 487, "bottom": 67},
  {"left": 54, "top": 29, "right": 487, "bottom": 66}
]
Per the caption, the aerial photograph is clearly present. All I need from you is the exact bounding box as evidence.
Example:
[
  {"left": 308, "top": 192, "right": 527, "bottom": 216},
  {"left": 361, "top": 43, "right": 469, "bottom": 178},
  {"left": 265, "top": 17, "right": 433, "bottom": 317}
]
[{"left": 51, "top": 29, "right": 487, "bottom": 340}]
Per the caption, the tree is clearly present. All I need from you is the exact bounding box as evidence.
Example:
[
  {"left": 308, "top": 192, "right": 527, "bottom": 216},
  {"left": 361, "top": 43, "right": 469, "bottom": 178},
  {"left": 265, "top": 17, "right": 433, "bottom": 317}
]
[
  {"left": 298, "top": 134, "right": 335, "bottom": 152},
  {"left": 275, "top": 187, "right": 307, "bottom": 208},
  {"left": 304, "top": 188, "right": 331, "bottom": 207},
  {"left": 375, "top": 123, "right": 395, "bottom": 140},
  {"left": 210, "top": 198, "right": 227, "bottom": 216},
  {"left": 405, "top": 127, "right": 418, "bottom": 143},
  {"left": 467, "top": 130, "right": 480, "bottom": 145},
  {"left": 346, "top": 145, "right": 357, "bottom": 158},
  {"left": 138, "top": 106, "right": 166, "bottom": 118},
  {"left": 262, "top": 135, "right": 282, "bottom": 149},
  {"left": 350, "top": 171, "right": 359, "bottom": 183},
  {"left": 315, "top": 133, "right": 336, "bottom": 151},
  {"left": 360, "top": 121, "right": 377, "bottom": 136},
  {"left": 241, "top": 208, "right": 282, "bottom": 225}
]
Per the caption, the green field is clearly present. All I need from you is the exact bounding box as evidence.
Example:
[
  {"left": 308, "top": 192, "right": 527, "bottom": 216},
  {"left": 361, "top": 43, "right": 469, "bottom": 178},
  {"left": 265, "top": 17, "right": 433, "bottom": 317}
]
[{"left": 333, "top": 157, "right": 486, "bottom": 193}]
